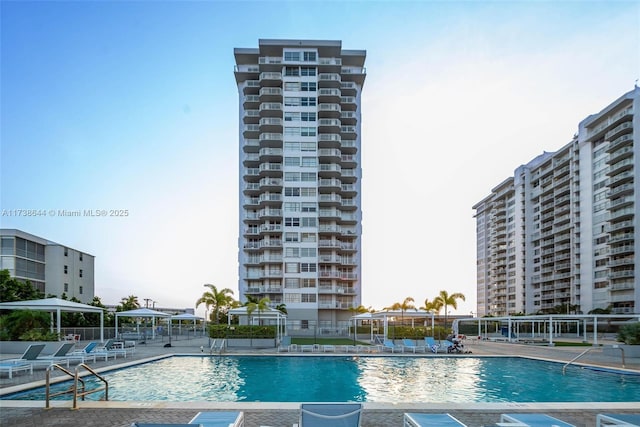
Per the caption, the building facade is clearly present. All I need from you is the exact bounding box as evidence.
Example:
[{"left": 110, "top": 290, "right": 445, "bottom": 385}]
[
  {"left": 234, "top": 39, "right": 366, "bottom": 331},
  {"left": 0, "top": 229, "right": 95, "bottom": 303},
  {"left": 474, "top": 88, "right": 639, "bottom": 316}
]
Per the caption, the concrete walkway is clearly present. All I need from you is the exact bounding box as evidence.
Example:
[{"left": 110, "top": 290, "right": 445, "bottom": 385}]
[{"left": 1, "top": 337, "right": 638, "bottom": 427}]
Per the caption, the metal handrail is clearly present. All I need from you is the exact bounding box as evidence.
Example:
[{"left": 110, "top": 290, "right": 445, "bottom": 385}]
[
  {"left": 562, "top": 345, "right": 625, "bottom": 374},
  {"left": 46, "top": 364, "right": 84, "bottom": 409},
  {"left": 72, "top": 363, "right": 108, "bottom": 409}
]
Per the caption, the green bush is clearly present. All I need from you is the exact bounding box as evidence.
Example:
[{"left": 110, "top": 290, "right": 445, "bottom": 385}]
[
  {"left": 617, "top": 322, "right": 640, "bottom": 345},
  {"left": 18, "top": 329, "right": 59, "bottom": 341},
  {"left": 209, "top": 324, "right": 276, "bottom": 339}
]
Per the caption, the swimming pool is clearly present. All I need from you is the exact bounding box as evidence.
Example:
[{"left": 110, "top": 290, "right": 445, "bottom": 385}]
[{"left": 4, "top": 356, "right": 640, "bottom": 402}]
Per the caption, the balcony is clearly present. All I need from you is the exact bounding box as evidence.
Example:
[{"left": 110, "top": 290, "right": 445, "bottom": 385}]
[
  {"left": 340, "top": 96, "right": 357, "bottom": 111},
  {"left": 340, "top": 81, "right": 357, "bottom": 95},
  {"left": 259, "top": 87, "right": 282, "bottom": 101},
  {"left": 242, "top": 153, "right": 259, "bottom": 167},
  {"left": 610, "top": 219, "right": 634, "bottom": 232},
  {"left": 318, "top": 148, "right": 341, "bottom": 161},
  {"left": 243, "top": 95, "right": 260, "bottom": 108},
  {"left": 607, "top": 158, "right": 634, "bottom": 177},
  {"left": 243, "top": 124, "right": 260, "bottom": 138},
  {"left": 319, "top": 178, "right": 342, "bottom": 190},
  {"left": 605, "top": 120, "right": 633, "bottom": 141},
  {"left": 318, "top": 119, "right": 341, "bottom": 131},
  {"left": 259, "top": 117, "right": 283, "bottom": 132},
  {"left": 340, "top": 111, "right": 357, "bottom": 125},
  {"left": 318, "top": 103, "right": 341, "bottom": 117},
  {"left": 259, "top": 132, "right": 283, "bottom": 143},
  {"left": 318, "top": 88, "right": 341, "bottom": 102},
  {"left": 259, "top": 177, "right": 283, "bottom": 191},
  {"left": 610, "top": 207, "right": 635, "bottom": 221},
  {"left": 318, "top": 133, "right": 341, "bottom": 142},
  {"left": 259, "top": 193, "right": 282, "bottom": 206},
  {"left": 609, "top": 232, "right": 634, "bottom": 244},
  {"left": 259, "top": 147, "right": 283, "bottom": 162},
  {"left": 607, "top": 145, "right": 634, "bottom": 165},
  {"left": 318, "top": 73, "right": 341, "bottom": 87},
  {"left": 318, "top": 163, "right": 342, "bottom": 177},
  {"left": 340, "top": 67, "right": 366, "bottom": 84},
  {"left": 318, "top": 193, "right": 342, "bottom": 206},
  {"left": 341, "top": 154, "right": 357, "bottom": 167},
  {"left": 259, "top": 162, "right": 282, "bottom": 176},
  {"left": 318, "top": 209, "right": 341, "bottom": 220},
  {"left": 607, "top": 133, "right": 633, "bottom": 153},
  {"left": 610, "top": 196, "right": 634, "bottom": 209},
  {"left": 259, "top": 71, "right": 282, "bottom": 86},
  {"left": 259, "top": 103, "right": 283, "bottom": 117},
  {"left": 260, "top": 223, "right": 282, "bottom": 234},
  {"left": 341, "top": 184, "right": 357, "bottom": 196}
]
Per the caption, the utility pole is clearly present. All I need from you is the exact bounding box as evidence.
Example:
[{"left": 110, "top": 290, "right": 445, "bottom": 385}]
[{"left": 144, "top": 298, "right": 151, "bottom": 308}]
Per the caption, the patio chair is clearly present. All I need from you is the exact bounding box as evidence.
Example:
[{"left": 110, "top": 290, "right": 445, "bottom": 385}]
[
  {"left": 382, "top": 339, "right": 403, "bottom": 353},
  {"left": 596, "top": 413, "right": 640, "bottom": 427},
  {"left": 188, "top": 411, "right": 244, "bottom": 427},
  {"left": 404, "top": 413, "right": 467, "bottom": 427},
  {"left": 35, "top": 342, "right": 76, "bottom": 367},
  {"left": 402, "top": 339, "right": 425, "bottom": 353},
  {"left": 0, "top": 361, "right": 33, "bottom": 379},
  {"left": 297, "top": 403, "right": 362, "bottom": 427},
  {"left": 278, "top": 336, "right": 292, "bottom": 352},
  {"left": 499, "top": 413, "right": 576, "bottom": 427},
  {"left": 72, "top": 341, "right": 114, "bottom": 362},
  {"left": 424, "top": 337, "right": 445, "bottom": 353},
  {"left": 0, "top": 343, "right": 64, "bottom": 370}
]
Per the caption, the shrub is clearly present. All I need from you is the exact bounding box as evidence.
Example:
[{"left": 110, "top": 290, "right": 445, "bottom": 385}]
[{"left": 617, "top": 322, "right": 640, "bottom": 345}]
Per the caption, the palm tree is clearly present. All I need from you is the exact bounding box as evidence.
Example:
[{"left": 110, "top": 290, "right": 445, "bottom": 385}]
[
  {"left": 119, "top": 295, "right": 140, "bottom": 311},
  {"left": 433, "top": 290, "right": 466, "bottom": 333},
  {"left": 384, "top": 297, "right": 415, "bottom": 325},
  {"left": 246, "top": 296, "right": 271, "bottom": 326},
  {"left": 195, "top": 284, "right": 235, "bottom": 324},
  {"left": 421, "top": 298, "right": 443, "bottom": 314}
]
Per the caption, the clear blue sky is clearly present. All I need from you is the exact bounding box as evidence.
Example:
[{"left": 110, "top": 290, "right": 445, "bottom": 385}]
[{"left": 1, "top": 0, "right": 638, "bottom": 315}]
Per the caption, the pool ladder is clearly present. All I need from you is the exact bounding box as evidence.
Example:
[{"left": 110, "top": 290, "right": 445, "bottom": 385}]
[
  {"left": 562, "top": 345, "right": 625, "bottom": 374},
  {"left": 45, "top": 363, "right": 109, "bottom": 409},
  {"left": 210, "top": 338, "right": 226, "bottom": 354}
]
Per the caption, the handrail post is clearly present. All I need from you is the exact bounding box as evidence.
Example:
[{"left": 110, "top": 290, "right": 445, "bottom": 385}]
[{"left": 45, "top": 369, "right": 51, "bottom": 409}]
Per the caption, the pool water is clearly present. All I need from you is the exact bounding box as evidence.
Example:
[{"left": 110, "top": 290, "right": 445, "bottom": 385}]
[{"left": 4, "top": 356, "right": 640, "bottom": 402}]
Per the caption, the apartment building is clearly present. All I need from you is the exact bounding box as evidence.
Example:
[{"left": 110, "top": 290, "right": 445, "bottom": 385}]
[
  {"left": 234, "top": 39, "right": 366, "bottom": 331},
  {"left": 473, "top": 87, "right": 639, "bottom": 316},
  {"left": 0, "top": 229, "right": 95, "bottom": 303}
]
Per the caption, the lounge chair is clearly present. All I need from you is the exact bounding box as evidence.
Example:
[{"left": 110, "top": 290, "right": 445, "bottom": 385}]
[
  {"left": 278, "top": 336, "right": 292, "bottom": 352},
  {"left": 499, "top": 413, "right": 575, "bottom": 427},
  {"left": 71, "top": 341, "right": 114, "bottom": 362},
  {"left": 0, "top": 343, "right": 66, "bottom": 370},
  {"left": 383, "top": 339, "right": 403, "bottom": 353},
  {"left": 35, "top": 342, "right": 76, "bottom": 367},
  {"left": 402, "top": 339, "right": 425, "bottom": 353},
  {"left": 404, "top": 413, "right": 467, "bottom": 427},
  {"left": 296, "top": 403, "right": 362, "bottom": 427},
  {"left": 596, "top": 413, "right": 640, "bottom": 427},
  {"left": 0, "top": 361, "right": 33, "bottom": 379},
  {"left": 424, "top": 337, "right": 444, "bottom": 353},
  {"left": 189, "top": 411, "right": 244, "bottom": 427}
]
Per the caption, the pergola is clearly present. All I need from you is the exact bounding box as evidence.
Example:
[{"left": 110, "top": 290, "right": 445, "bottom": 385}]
[
  {"left": 227, "top": 306, "right": 287, "bottom": 344},
  {"left": 171, "top": 312, "right": 203, "bottom": 335},
  {"left": 453, "top": 313, "right": 640, "bottom": 345},
  {"left": 0, "top": 297, "right": 104, "bottom": 342},
  {"left": 351, "top": 309, "right": 435, "bottom": 343},
  {"left": 115, "top": 308, "right": 170, "bottom": 340}
]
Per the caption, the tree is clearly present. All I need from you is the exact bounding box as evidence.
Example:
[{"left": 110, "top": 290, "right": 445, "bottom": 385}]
[
  {"left": 118, "top": 295, "right": 140, "bottom": 311},
  {"left": 195, "top": 284, "right": 235, "bottom": 324},
  {"left": 421, "top": 298, "right": 443, "bottom": 314},
  {"left": 433, "top": 290, "right": 466, "bottom": 333},
  {"left": 246, "top": 296, "right": 271, "bottom": 326},
  {"left": 274, "top": 303, "right": 288, "bottom": 314},
  {"left": 384, "top": 297, "right": 415, "bottom": 325},
  {"left": 0, "top": 269, "right": 43, "bottom": 302}
]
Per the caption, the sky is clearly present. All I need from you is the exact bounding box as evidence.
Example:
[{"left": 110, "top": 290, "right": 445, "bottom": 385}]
[{"left": 1, "top": 0, "right": 639, "bottom": 318}]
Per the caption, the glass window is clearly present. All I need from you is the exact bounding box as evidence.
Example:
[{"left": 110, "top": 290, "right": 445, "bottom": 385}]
[
  {"left": 285, "top": 66, "right": 299, "bottom": 76},
  {"left": 303, "top": 52, "right": 316, "bottom": 61},
  {"left": 284, "top": 51, "right": 301, "bottom": 61}
]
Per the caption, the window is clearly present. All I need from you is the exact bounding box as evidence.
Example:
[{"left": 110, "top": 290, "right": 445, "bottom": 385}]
[
  {"left": 302, "top": 278, "right": 316, "bottom": 288},
  {"left": 284, "top": 82, "right": 301, "bottom": 91},
  {"left": 285, "top": 247, "right": 300, "bottom": 257},
  {"left": 64, "top": 248, "right": 68, "bottom": 257},
  {"left": 284, "top": 232, "right": 299, "bottom": 242},
  {"left": 301, "top": 142, "right": 316, "bottom": 152},
  {"left": 64, "top": 283, "right": 69, "bottom": 292},
  {"left": 303, "top": 51, "right": 316, "bottom": 61},
  {"left": 301, "top": 294, "right": 316, "bottom": 303},
  {"left": 79, "top": 269, "right": 83, "bottom": 278},
  {"left": 301, "top": 67, "right": 316, "bottom": 76},
  {"left": 301, "top": 248, "right": 316, "bottom": 257},
  {"left": 301, "top": 172, "right": 316, "bottom": 182},
  {"left": 301, "top": 188, "right": 316, "bottom": 197},
  {"left": 301, "top": 157, "right": 316, "bottom": 167},
  {"left": 285, "top": 66, "right": 299, "bottom": 76},
  {"left": 285, "top": 187, "right": 300, "bottom": 197},
  {"left": 79, "top": 286, "right": 83, "bottom": 294},
  {"left": 302, "top": 217, "right": 316, "bottom": 227},
  {"left": 301, "top": 112, "right": 316, "bottom": 122},
  {"left": 284, "top": 51, "right": 301, "bottom": 61},
  {"left": 301, "top": 82, "right": 316, "bottom": 92},
  {"left": 301, "top": 233, "right": 316, "bottom": 242},
  {"left": 284, "top": 202, "right": 300, "bottom": 212},
  {"left": 285, "top": 112, "right": 301, "bottom": 122},
  {"left": 284, "top": 97, "right": 301, "bottom": 106},
  {"left": 285, "top": 217, "right": 300, "bottom": 227},
  {"left": 284, "top": 142, "right": 301, "bottom": 151},
  {"left": 301, "top": 97, "right": 316, "bottom": 106},
  {"left": 284, "top": 172, "right": 300, "bottom": 181},
  {"left": 285, "top": 157, "right": 300, "bottom": 166},
  {"left": 64, "top": 265, "right": 68, "bottom": 274},
  {"left": 285, "top": 294, "right": 302, "bottom": 304},
  {"left": 301, "top": 202, "right": 316, "bottom": 212},
  {"left": 301, "top": 127, "right": 316, "bottom": 136},
  {"left": 301, "top": 263, "right": 317, "bottom": 272},
  {"left": 79, "top": 253, "right": 83, "bottom": 261},
  {"left": 285, "top": 127, "right": 300, "bottom": 136},
  {"left": 285, "top": 278, "right": 300, "bottom": 288},
  {"left": 285, "top": 262, "right": 300, "bottom": 273}
]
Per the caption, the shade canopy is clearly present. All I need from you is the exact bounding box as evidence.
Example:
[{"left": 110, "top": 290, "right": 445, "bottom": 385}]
[
  {"left": 0, "top": 297, "right": 104, "bottom": 341},
  {"left": 171, "top": 313, "right": 202, "bottom": 320},
  {"left": 115, "top": 307, "right": 171, "bottom": 340}
]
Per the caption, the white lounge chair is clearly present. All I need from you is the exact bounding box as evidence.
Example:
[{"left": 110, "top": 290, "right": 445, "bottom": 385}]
[
  {"left": 0, "top": 361, "right": 33, "bottom": 379},
  {"left": 35, "top": 342, "right": 76, "bottom": 368},
  {"left": 278, "top": 336, "right": 292, "bottom": 352},
  {"left": 382, "top": 339, "right": 403, "bottom": 353},
  {"left": 404, "top": 413, "right": 467, "bottom": 427},
  {"left": 402, "top": 339, "right": 426, "bottom": 353},
  {"left": 596, "top": 413, "right": 640, "bottom": 427},
  {"left": 499, "top": 413, "right": 575, "bottom": 427},
  {"left": 424, "top": 337, "right": 444, "bottom": 353},
  {"left": 296, "top": 403, "right": 362, "bottom": 427},
  {"left": 189, "top": 411, "right": 244, "bottom": 427}
]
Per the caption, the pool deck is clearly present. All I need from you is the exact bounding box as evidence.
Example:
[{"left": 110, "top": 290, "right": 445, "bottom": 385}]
[{"left": 1, "top": 337, "right": 638, "bottom": 427}]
